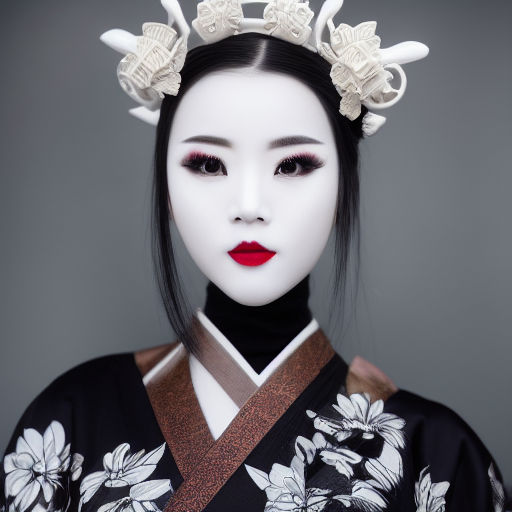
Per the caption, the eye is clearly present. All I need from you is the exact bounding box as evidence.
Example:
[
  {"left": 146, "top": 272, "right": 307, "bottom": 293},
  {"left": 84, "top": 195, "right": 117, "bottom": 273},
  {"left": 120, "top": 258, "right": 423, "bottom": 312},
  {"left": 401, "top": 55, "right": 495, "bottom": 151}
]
[
  {"left": 275, "top": 153, "right": 325, "bottom": 177},
  {"left": 181, "top": 151, "right": 227, "bottom": 176}
]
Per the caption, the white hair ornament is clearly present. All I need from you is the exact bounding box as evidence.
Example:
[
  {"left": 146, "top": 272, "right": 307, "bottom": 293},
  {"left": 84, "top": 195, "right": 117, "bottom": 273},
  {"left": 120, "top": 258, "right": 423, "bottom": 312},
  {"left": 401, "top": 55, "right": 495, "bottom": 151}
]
[{"left": 101, "top": 0, "right": 429, "bottom": 136}]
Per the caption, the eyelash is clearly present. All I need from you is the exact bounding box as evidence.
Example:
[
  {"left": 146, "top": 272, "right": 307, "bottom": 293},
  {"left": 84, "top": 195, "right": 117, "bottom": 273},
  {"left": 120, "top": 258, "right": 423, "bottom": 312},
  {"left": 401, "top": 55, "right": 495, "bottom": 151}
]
[{"left": 180, "top": 151, "right": 324, "bottom": 177}]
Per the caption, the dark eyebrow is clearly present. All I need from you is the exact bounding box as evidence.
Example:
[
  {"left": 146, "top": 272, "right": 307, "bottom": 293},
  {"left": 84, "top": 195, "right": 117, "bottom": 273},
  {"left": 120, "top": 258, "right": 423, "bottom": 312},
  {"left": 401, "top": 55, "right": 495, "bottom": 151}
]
[
  {"left": 181, "top": 135, "right": 323, "bottom": 149},
  {"left": 182, "top": 135, "right": 232, "bottom": 147},
  {"left": 268, "top": 136, "right": 323, "bottom": 149}
]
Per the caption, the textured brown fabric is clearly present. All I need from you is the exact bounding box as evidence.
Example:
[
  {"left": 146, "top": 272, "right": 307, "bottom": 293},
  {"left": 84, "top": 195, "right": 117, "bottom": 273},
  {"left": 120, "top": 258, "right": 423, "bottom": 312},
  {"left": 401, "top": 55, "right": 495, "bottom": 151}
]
[
  {"left": 164, "top": 328, "right": 335, "bottom": 512},
  {"left": 346, "top": 355, "right": 398, "bottom": 402},
  {"left": 145, "top": 344, "right": 215, "bottom": 480},
  {"left": 134, "top": 342, "right": 179, "bottom": 378},
  {"left": 190, "top": 316, "right": 258, "bottom": 408}
]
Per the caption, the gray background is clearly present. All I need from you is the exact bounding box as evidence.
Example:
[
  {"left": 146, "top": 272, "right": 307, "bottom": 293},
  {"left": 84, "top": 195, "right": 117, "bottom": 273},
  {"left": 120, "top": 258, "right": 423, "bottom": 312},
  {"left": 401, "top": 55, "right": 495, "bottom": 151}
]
[{"left": 1, "top": 0, "right": 511, "bottom": 487}]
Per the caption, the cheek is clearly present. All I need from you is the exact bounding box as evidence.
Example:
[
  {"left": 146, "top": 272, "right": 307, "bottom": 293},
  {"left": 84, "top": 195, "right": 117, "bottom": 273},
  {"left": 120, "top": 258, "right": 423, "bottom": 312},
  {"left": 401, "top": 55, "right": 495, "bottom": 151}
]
[
  {"left": 278, "top": 166, "right": 339, "bottom": 243},
  {"left": 167, "top": 170, "right": 224, "bottom": 254}
]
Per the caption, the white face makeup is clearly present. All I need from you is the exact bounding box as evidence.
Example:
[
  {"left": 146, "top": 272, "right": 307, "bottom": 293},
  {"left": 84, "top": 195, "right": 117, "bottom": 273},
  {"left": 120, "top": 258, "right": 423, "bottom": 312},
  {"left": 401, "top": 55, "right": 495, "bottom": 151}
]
[{"left": 167, "top": 69, "right": 339, "bottom": 306}]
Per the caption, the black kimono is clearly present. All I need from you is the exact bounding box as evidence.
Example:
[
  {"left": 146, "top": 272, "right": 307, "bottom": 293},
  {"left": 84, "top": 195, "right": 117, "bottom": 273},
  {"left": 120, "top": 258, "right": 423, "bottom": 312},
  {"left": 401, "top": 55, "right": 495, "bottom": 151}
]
[{"left": 1, "top": 311, "right": 509, "bottom": 512}]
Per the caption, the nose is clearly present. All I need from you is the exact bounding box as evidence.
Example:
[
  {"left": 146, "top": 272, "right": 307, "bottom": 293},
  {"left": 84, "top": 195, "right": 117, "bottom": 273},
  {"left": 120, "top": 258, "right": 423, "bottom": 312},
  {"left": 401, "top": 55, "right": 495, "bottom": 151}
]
[{"left": 228, "top": 167, "right": 271, "bottom": 224}]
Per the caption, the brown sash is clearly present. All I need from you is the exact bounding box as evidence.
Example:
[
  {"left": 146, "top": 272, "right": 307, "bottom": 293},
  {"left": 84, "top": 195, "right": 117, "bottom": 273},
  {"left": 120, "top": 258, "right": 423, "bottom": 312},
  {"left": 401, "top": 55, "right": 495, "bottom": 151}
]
[{"left": 141, "top": 323, "right": 335, "bottom": 512}]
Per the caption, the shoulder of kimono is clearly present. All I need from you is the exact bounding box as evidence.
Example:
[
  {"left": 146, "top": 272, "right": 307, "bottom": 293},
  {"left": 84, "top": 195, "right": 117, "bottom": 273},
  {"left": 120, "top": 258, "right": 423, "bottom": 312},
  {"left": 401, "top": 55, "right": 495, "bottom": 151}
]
[
  {"left": 384, "top": 387, "right": 479, "bottom": 436},
  {"left": 384, "top": 388, "right": 499, "bottom": 476},
  {"left": 388, "top": 390, "right": 509, "bottom": 506},
  {"left": 21, "top": 351, "right": 137, "bottom": 411},
  {"left": 346, "top": 355, "right": 399, "bottom": 403},
  {"left": 2, "top": 352, "right": 134, "bottom": 455}
]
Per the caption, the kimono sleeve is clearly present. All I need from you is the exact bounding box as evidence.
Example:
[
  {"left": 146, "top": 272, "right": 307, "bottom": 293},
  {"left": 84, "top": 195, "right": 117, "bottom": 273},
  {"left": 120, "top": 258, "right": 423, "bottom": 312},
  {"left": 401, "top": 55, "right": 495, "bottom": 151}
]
[
  {"left": 404, "top": 392, "right": 510, "bottom": 511},
  {"left": 1, "top": 368, "right": 85, "bottom": 512}
]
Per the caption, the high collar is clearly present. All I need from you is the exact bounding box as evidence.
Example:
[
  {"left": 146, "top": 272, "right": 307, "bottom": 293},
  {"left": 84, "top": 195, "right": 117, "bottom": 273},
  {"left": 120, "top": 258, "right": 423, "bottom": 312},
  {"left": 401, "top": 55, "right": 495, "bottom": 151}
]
[{"left": 202, "top": 276, "right": 313, "bottom": 373}]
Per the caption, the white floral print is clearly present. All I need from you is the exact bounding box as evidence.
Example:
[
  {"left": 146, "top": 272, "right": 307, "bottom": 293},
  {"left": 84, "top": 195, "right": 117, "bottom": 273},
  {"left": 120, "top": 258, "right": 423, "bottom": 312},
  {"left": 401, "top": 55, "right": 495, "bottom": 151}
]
[
  {"left": 246, "top": 392, "right": 406, "bottom": 512},
  {"left": 414, "top": 466, "right": 450, "bottom": 512},
  {"left": 331, "top": 479, "right": 387, "bottom": 511},
  {"left": 245, "top": 456, "right": 330, "bottom": 512},
  {"left": 78, "top": 442, "right": 170, "bottom": 512},
  {"left": 489, "top": 462, "right": 505, "bottom": 512},
  {"left": 307, "top": 393, "right": 406, "bottom": 449},
  {"left": 3, "top": 420, "right": 83, "bottom": 512},
  {"left": 311, "top": 430, "right": 362, "bottom": 479},
  {"left": 96, "top": 479, "right": 172, "bottom": 512}
]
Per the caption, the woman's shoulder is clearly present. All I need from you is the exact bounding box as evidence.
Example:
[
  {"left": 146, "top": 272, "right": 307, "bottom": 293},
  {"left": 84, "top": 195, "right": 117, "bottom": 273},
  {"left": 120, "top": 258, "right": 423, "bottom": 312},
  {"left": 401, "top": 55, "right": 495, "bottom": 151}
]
[
  {"left": 345, "top": 355, "right": 509, "bottom": 509},
  {"left": 44, "top": 339, "right": 178, "bottom": 395},
  {"left": 4, "top": 350, "right": 147, "bottom": 446},
  {"left": 30, "top": 351, "right": 137, "bottom": 402},
  {"left": 388, "top": 388, "right": 509, "bottom": 509},
  {"left": 345, "top": 354, "right": 488, "bottom": 440}
]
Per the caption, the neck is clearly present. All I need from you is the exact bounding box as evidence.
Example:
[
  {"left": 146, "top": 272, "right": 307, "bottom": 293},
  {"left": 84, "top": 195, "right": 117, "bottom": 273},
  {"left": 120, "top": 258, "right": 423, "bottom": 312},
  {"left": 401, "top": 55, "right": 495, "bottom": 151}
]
[{"left": 203, "top": 276, "right": 312, "bottom": 374}]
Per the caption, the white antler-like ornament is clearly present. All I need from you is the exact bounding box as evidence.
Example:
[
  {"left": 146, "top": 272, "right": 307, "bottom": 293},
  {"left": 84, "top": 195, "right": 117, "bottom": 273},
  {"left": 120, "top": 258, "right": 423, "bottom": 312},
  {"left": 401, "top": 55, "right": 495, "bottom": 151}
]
[
  {"left": 100, "top": 0, "right": 429, "bottom": 135},
  {"left": 313, "top": 0, "right": 429, "bottom": 134},
  {"left": 100, "top": 0, "right": 190, "bottom": 124}
]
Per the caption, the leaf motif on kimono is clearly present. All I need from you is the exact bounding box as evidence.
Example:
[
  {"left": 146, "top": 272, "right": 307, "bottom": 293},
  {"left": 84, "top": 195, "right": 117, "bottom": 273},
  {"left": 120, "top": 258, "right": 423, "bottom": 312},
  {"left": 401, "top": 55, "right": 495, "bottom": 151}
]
[
  {"left": 71, "top": 453, "right": 85, "bottom": 481},
  {"left": 414, "top": 466, "right": 450, "bottom": 512},
  {"left": 294, "top": 436, "right": 316, "bottom": 465},
  {"left": 244, "top": 464, "right": 271, "bottom": 491},
  {"left": 488, "top": 462, "right": 505, "bottom": 512},
  {"left": 128, "top": 479, "right": 172, "bottom": 501},
  {"left": 311, "top": 432, "right": 362, "bottom": 479},
  {"left": 79, "top": 442, "right": 168, "bottom": 510},
  {"left": 306, "top": 411, "right": 351, "bottom": 443},
  {"left": 365, "top": 445, "right": 403, "bottom": 493},
  {"left": 108, "top": 443, "right": 167, "bottom": 487},
  {"left": 79, "top": 471, "right": 111, "bottom": 510},
  {"left": 96, "top": 478, "right": 172, "bottom": 512},
  {"left": 332, "top": 479, "right": 387, "bottom": 512}
]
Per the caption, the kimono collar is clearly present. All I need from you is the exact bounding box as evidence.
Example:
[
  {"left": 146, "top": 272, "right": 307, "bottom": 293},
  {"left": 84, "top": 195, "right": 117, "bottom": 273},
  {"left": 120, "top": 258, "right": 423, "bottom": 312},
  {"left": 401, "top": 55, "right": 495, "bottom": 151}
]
[
  {"left": 144, "top": 321, "right": 338, "bottom": 512},
  {"left": 190, "top": 308, "right": 320, "bottom": 407}
]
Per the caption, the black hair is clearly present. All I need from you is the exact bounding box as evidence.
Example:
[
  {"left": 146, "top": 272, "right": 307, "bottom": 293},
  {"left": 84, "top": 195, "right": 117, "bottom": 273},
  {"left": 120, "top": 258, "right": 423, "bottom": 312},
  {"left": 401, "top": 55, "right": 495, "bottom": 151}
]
[{"left": 151, "top": 33, "right": 366, "bottom": 353}]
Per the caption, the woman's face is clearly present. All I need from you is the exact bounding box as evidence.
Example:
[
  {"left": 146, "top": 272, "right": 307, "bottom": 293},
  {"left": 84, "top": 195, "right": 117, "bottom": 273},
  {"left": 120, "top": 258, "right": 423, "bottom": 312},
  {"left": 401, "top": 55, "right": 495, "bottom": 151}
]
[{"left": 167, "top": 69, "right": 339, "bottom": 306}]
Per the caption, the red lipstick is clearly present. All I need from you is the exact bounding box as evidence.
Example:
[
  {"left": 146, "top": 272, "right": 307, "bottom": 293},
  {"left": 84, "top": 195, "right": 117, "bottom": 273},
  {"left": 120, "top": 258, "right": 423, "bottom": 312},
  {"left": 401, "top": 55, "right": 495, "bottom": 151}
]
[{"left": 228, "top": 241, "right": 276, "bottom": 267}]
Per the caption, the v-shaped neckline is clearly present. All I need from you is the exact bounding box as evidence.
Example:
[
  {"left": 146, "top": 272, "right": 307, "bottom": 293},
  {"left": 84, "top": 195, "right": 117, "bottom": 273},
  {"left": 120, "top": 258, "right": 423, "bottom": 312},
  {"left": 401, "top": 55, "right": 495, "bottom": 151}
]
[{"left": 139, "top": 326, "right": 336, "bottom": 512}]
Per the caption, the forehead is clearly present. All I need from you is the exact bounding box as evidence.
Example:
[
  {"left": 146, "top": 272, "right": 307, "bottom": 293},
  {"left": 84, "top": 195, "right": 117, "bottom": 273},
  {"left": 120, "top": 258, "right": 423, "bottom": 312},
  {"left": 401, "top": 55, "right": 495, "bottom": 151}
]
[{"left": 169, "top": 69, "right": 334, "bottom": 146}]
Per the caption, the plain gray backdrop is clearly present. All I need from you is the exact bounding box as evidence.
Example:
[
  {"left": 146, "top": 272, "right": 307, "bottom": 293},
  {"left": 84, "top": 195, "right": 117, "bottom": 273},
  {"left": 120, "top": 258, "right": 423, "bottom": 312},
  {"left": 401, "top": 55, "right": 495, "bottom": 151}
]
[{"left": 1, "top": 0, "right": 511, "bottom": 487}]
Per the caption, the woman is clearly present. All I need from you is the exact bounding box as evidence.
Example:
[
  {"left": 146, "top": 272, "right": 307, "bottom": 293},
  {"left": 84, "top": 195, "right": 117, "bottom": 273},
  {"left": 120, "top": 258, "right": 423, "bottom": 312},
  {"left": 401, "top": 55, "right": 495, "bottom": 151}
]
[{"left": 1, "top": 1, "right": 509, "bottom": 511}]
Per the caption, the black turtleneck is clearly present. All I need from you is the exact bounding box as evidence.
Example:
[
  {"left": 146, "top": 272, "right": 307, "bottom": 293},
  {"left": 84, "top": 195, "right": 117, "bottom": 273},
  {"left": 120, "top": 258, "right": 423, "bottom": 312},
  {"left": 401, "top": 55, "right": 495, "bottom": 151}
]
[{"left": 203, "top": 275, "right": 312, "bottom": 374}]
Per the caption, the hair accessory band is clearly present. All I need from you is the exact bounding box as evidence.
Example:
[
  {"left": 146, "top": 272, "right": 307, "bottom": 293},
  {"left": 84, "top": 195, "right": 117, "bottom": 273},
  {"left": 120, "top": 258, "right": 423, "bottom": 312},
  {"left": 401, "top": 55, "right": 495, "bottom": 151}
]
[{"left": 100, "top": 0, "right": 429, "bottom": 136}]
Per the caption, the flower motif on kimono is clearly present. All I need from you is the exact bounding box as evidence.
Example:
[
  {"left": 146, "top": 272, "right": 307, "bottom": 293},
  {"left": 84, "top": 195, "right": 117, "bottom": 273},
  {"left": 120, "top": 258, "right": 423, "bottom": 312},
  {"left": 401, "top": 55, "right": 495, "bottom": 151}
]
[
  {"left": 311, "top": 432, "right": 362, "bottom": 479},
  {"left": 414, "top": 466, "right": 450, "bottom": 512},
  {"left": 488, "top": 462, "right": 506, "bottom": 512},
  {"left": 245, "top": 456, "right": 330, "bottom": 512},
  {"left": 117, "top": 22, "right": 187, "bottom": 108},
  {"left": 317, "top": 21, "right": 396, "bottom": 121},
  {"left": 263, "top": 0, "right": 314, "bottom": 46},
  {"left": 307, "top": 392, "right": 406, "bottom": 449},
  {"left": 78, "top": 442, "right": 169, "bottom": 511},
  {"left": 96, "top": 479, "right": 172, "bottom": 512},
  {"left": 192, "top": 0, "right": 244, "bottom": 43},
  {"left": 246, "top": 436, "right": 382, "bottom": 512},
  {"left": 246, "top": 392, "right": 407, "bottom": 512},
  {"left": 3, "top": 420, "right": 84, "bottom": 512}
]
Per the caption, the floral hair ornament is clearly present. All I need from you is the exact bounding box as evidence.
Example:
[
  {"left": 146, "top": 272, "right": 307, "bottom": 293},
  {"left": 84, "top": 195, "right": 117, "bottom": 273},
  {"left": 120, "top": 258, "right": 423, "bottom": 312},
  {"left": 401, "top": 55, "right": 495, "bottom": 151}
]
[{"left": 100, "top": 0, "right": 429, "bottom": 135}]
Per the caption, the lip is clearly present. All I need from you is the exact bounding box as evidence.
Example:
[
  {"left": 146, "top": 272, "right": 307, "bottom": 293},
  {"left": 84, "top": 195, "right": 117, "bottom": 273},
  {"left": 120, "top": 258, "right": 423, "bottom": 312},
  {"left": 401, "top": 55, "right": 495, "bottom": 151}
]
[{"left": 227, "top": 241, "right": 276, "bottom": 267}]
